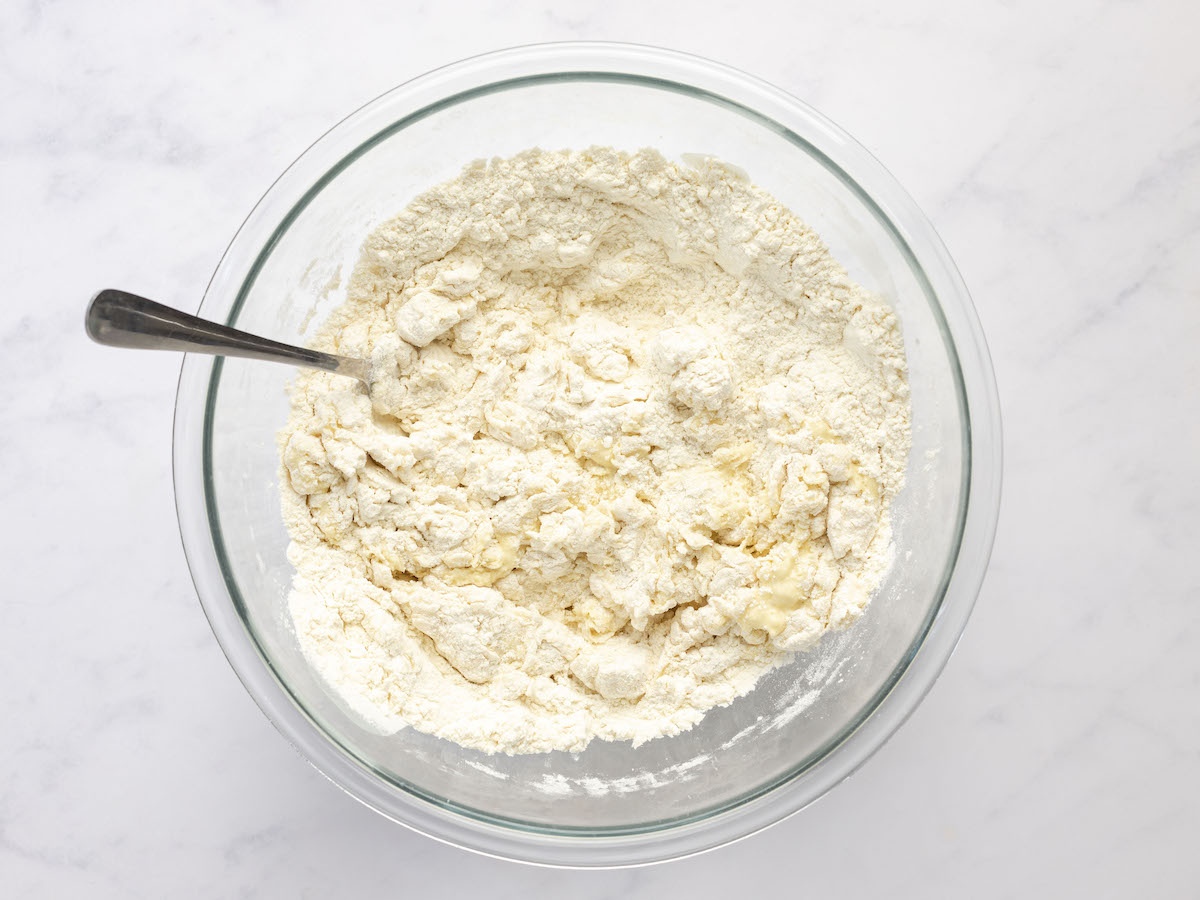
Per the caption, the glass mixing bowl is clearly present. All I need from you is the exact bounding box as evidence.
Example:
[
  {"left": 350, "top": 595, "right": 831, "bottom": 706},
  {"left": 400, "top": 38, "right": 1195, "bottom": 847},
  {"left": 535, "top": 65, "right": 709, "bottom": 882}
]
[{"left": 173, "top": 43, "right": 1001, "bottom": 866}]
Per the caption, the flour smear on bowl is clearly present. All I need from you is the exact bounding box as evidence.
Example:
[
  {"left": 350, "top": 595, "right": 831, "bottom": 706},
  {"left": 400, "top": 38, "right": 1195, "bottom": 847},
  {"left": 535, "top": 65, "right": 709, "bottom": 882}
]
[{"left": 277, "top": 148, "right": 911, "bottom": 754}]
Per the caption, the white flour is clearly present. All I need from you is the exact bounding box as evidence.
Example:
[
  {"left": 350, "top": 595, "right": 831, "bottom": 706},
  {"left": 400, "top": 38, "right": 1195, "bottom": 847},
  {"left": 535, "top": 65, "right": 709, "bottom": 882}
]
[{"left": 278, "top": 148, "right": 911, "bottom": 754}]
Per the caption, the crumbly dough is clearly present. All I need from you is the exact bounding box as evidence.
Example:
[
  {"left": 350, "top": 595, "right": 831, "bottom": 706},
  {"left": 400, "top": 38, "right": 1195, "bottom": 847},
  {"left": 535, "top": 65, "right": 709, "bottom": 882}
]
[{"left": 279, "top": 148, "right": 911, "bottom": 754}]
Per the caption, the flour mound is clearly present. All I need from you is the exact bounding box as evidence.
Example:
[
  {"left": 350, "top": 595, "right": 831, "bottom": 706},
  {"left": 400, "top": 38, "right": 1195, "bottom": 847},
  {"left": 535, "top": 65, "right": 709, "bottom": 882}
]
[{"left": 278, "top": 148, "right": 911, "bottom": 754}]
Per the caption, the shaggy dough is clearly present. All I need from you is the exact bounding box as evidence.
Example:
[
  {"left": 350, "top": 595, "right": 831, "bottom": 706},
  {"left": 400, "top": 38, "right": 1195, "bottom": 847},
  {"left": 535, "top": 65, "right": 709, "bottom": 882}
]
[{"left": 279, "top": 148, "right": 911, "bottom": 754}]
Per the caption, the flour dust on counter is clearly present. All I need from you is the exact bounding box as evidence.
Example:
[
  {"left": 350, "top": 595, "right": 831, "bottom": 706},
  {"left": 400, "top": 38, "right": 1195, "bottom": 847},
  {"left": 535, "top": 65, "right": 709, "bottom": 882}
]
[{"left": 277, "top": 147, "right": 911, "bottom": 754}]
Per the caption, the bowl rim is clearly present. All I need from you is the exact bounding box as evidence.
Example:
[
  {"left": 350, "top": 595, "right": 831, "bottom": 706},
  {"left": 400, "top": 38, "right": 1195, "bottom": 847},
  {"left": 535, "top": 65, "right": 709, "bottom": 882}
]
[{"left": 172, "top": 40, "right": 1003, "bottom": 867}]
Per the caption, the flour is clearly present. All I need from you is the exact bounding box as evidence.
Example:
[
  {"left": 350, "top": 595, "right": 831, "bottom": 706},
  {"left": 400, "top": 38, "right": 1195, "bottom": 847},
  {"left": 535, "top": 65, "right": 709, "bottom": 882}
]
[{"left": 278, "top": 148, "right": 911, "bottom": 754}]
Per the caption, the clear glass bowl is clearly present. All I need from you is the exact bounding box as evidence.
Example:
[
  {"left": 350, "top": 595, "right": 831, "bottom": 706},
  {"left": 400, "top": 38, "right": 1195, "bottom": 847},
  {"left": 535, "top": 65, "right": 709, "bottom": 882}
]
[{"left": 173, "top": 43, "right": 1001, "bottom": 866}]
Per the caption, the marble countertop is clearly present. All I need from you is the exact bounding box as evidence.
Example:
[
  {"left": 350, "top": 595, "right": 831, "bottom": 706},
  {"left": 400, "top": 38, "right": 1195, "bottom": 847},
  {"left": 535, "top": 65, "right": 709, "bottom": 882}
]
[{"left": 4, "top": 0, "right": 1198, "bottom": 895}]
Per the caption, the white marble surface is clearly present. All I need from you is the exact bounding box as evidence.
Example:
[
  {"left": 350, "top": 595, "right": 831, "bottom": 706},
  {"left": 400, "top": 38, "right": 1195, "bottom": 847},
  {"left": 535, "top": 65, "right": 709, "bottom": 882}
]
[{"left": 3, "top": 0, "right": 1198, "bottom": 894}]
